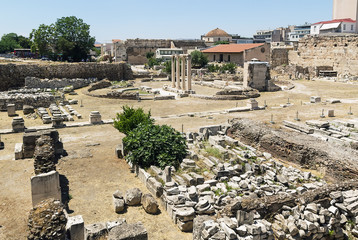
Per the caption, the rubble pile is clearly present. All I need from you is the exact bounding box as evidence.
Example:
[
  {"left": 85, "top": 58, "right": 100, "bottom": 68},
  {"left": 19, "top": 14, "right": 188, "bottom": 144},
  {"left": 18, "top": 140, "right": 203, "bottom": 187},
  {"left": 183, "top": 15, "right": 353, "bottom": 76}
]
[
  {"left": 33, "top": 135, "right": 56, "bottom": 174},
  {"left": 27, "top": 198, "right": 67, "bottom": 240}
]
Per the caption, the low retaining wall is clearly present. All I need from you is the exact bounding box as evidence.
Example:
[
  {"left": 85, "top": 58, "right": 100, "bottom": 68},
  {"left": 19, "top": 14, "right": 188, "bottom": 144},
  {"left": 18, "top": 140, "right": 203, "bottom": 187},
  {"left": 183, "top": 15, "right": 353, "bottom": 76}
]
[
  {"left": 228, "top": 118, "right": 358, "bottom": 181},
  {"left": 0, "top": 62, "right": 133, "bottom": 91},
  {"left": 25, "top": 77, "right": 98, "bottom": 89}
]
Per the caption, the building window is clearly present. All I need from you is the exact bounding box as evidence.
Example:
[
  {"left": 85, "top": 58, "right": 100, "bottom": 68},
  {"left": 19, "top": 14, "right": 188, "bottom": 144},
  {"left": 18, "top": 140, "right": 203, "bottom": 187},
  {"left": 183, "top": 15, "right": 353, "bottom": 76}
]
[
  {"left": 213, "top": 55, "right": 216, "bottom": 61},
  {"left": 343, "top": 24, "right": 346, "bottom": 30},
  {"left": 228, "top": 55, "right": 231, "bottom": 62},
  {"left": 218, "top": 38, "right": 220, "bottom": 41},
  {"left": 352, "top": 25, "right": 354, "bottom": 31}
]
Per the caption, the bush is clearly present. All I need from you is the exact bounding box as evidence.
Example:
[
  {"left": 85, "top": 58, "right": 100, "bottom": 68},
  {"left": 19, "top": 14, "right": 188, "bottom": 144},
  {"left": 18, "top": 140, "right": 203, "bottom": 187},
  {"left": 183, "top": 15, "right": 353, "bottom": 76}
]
[
  {"left": 221, "top": 63, "right": 237, "bottom": 74},
  {"left": 191, "top": 50, "right": 208, "bottom": 68},
  {"left": 123, "top": 124, "right": 187, "bottom": 169},
  {"left": 146, "top": 52, "right": 154, "bottom": 59},
  {"left": 207, "top": 64, "right": 220, "bottom": 72},
  {"left": 113, "top": 106, "right": 154, "bottom": 135},
  {"left": 148, "top": 57, "right": 159, "bottom": 68},
  {"left": 164, "top": 60, "right": 171, "bottom": 74},
  {"left": 214, "top": 41, "right": 230, "bottom": 45}
]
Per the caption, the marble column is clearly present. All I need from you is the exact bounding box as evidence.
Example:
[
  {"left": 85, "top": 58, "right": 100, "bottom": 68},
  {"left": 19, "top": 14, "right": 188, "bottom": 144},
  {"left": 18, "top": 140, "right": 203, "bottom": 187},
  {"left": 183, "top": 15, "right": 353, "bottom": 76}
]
[
  {"left": 176, "top": 55, "right": 181, "bottom": 89},
  {"left": 187, "top": 55, "right": 192, "bottom": 91},
  {"left": 181, "top": 56, "right": 186, "bottom": 91},
  {"left": 171, "top": 55, "right": 175, "bottom": 88}
]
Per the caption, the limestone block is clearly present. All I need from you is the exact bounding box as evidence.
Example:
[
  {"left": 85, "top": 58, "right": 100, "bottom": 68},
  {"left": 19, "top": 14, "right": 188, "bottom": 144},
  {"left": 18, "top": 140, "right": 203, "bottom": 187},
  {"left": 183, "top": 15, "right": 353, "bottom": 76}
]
[
  {"left": 31, "top": 170, "right": 61, "bottom": 207},
  {"left": 328, "top": 110, "right": 335, "bottom": 117},
  {"left": 66, "top": 215, "right": 85, "bottom": 240},
  {"left": 14, "top": 142, "right": 23, "bottom": 160},
  {"left": 141, "top": 193, "right": 159, "bottom": 214},
  {"left": 113, "top": 196, "right": 125, "bottom": 213},
  {"left": 108, "top": 222, "right": 148, "bottom": 240},
  {"left": 85, "top": 222, "right": 108, "bottom": 240},
  {"left": 89, "top": 111, "right": 102, "bottom": 124},
  {"left": 146, "top": 177, "right": 163, "bottom": 198},
  {"left": 125, "top": 188, "right": 142, "bottom": 206},
  {"left": 12, "top": 117, "right": 25, "bottom": 132},
  {"left": 7, "top": 103, "right": 16, "bottom": 117}
]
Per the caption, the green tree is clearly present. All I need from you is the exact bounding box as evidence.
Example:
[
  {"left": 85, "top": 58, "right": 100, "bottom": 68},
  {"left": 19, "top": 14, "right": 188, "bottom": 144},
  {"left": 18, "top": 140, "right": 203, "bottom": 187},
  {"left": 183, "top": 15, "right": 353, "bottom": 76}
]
[
  {"left": 113, "top": 106, "right": 154, "bottom": 135},
  {"left": 54, "top": 16, "right": 95, "bottom": 61},
  {"left": 146, "top": 52, "right": 154, "bottom": 59},
  {"left": 191, "top": 50, "right": 208, "bottom": 68},
  {"left": 221, "top": 63, "right": 237, "bottom": 74},
  {"left": 147, "top": 57, "right": 159, "bottom": 68},
  {"left": 30, "top": 24, "right": 56, "bottom": 56},
  {"left": 17, "top": 35, "right": 31, "bottom": 49},
  {"left": 0, "top": 33, "right": 21, "bottom": 53},
  {"left": 30, "top": 16, "right": 95, "bottom": 61},
  {"left": 164, "top": 60, "right": 171, "bottom": 74},
  {"left": 123, "top": 123, "right": 187, "bottom": 169}
]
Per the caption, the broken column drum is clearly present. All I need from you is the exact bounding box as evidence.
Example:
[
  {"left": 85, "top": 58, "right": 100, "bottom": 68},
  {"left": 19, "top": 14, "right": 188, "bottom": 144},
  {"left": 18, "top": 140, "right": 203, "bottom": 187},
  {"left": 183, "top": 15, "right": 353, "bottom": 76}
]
[
  {"left": 90, "top": 111, "right": 102, "bottom": 124},
  {"left": 12, "top": 117, "right": 25, "bottom": 132}
]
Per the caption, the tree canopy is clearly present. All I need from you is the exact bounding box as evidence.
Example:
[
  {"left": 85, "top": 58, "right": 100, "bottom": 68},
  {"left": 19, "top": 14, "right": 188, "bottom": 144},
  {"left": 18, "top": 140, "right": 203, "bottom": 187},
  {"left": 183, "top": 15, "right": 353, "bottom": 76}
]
[
  {"left": 30, "top": 16, "right": 95, "bottom": 61},
  {"left": 0, "top": 33, "right": 31, "bottom": 53},
  {"left": 191, "top": 50, "right": 208, "bottom": 68}
]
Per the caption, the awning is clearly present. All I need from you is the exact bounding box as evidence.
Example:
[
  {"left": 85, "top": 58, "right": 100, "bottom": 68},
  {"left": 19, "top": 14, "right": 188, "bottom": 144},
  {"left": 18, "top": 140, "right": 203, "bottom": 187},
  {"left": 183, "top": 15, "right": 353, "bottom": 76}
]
[{"left": 320, "top": 22, "right": 341, "bottom": 30}]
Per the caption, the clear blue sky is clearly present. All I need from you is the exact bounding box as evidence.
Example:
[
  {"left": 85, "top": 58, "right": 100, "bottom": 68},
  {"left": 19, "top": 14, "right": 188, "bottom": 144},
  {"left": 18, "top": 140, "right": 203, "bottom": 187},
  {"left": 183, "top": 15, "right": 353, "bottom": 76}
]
[{"left": 0, "top": 0, "right": 332, "bottom": 43}]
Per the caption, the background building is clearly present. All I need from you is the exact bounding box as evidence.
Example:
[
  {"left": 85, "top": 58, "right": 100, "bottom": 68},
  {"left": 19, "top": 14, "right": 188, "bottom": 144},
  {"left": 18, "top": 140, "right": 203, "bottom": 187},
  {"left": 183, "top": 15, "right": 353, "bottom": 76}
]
[
  {"left": 288, "top": 24, "right": 311, "bottom": 41},
  {"left": 333, "top": 0, "right": 358, "bottom": 33},
  {"left": 311, "top": 18, "right": 356, "bottom": 35},
  {"left": 201, "top": 43, "right": 270, "bottom": 66},
  {"left": 201, "top": 28, "right": 233, "bottom": 46}
]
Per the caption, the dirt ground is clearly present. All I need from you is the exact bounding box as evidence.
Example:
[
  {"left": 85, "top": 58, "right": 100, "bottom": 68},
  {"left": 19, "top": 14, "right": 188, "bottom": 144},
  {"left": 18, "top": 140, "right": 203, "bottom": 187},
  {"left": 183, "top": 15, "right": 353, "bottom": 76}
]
[{"left": 1, "top": 78, "right": 358, "bottom": 239}]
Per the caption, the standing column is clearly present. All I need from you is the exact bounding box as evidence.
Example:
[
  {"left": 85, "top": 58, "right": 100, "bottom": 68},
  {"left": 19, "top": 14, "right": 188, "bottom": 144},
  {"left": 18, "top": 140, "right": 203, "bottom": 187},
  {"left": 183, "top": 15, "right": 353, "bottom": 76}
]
[
  {"left": 181, "top": 56, "right": 186, "bottom": 91},
  {"left": 171, "top": 55, "right": 175, "bottom": 88},
  {"left": 176, "top": 55, "right": 181, "bottom": 89},
  {"left": 187, "top": 55, "right": 192, "bottom": 91}
]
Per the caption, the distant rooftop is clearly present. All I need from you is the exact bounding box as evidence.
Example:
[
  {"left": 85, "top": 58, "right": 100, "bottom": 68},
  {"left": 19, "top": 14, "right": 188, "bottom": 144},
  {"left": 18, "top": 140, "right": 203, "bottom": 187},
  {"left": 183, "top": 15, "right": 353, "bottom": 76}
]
[
  {"left": 313, "top": 18, "right": 355, "bottom": 25},
  {"left": 205, "top": 28, "right": 231, "bottom": 37},
  {"left": 202, "top": 43, "right": 264, "bottom": 53}
]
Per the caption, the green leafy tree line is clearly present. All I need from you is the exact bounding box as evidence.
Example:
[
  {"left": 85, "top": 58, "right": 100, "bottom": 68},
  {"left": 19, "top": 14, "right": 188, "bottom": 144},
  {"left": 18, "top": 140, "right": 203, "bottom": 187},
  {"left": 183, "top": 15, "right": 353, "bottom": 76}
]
[
  {"left": 30, "top": 16, "right": 95, "bottom": 61},
  {"left": 0, "top": 33, "right": 31, "bottom": 53}
]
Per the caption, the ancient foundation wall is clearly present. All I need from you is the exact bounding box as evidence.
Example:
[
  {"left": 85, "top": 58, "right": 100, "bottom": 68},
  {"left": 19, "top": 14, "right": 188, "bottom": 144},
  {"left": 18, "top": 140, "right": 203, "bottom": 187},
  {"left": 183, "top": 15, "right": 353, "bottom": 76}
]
[
  {"left": 288, "top": 35, "right": 358, "bottom": 76},
  {"left": 228, "top": 118, "right": 358, "bottom": 181},
  {"left": 25, "top": 77, "right": 98, "bottom": 89},
  {"left": 0, "top": 62, "right": 133, "bottom": 91}
]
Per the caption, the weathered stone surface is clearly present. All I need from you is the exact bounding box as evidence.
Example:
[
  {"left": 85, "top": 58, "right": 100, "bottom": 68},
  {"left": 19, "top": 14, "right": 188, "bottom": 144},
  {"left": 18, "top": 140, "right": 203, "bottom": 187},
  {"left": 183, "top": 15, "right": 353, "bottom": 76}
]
[
  {"left": 141, "top": 193, "right": 159, "bottom": 214},
  {"left": 108, "top": 222, "right": 148, "bottom": 240},
  {"left": 113, "top": 196, "right": 125, "bottom": 213},
  {"left": 66, "top": 215, "right": 84, "bottom": 240},
  {"left": 28, "top": 198, "right": 67, "bottom": 240},
  {"left": 85, "top": 222, "right": 108, "bottom": 240},
  {"left": 125, "top": 188, "right": 142, "bottom": 206}
]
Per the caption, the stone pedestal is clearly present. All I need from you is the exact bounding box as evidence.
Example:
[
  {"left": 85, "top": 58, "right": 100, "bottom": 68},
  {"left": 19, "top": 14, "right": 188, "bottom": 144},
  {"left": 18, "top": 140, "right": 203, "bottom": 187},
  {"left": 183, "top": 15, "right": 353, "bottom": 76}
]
[
  {"left": 66, "top": 215, "right": 85, "bottom": 240},
  {"left": 31, "top": 170, "right": 61, "bottom": 207},
  {"left": 90, "top": 111, "right": 102, "bottom": 124},
  {"left": 328, "top": 110, "right": 335, "bottom": 117},
  {"left": 7, "top": 104, "right": 16, "bottom": 117},
  {"left": 52, "top": 114, "right": 64, "bottom": 128},
  {"left": 248, "top": 99, "right": 259, "bottom": 110},
  {"left": 12, "top": 117, "right": 25, "bottom": 132}
]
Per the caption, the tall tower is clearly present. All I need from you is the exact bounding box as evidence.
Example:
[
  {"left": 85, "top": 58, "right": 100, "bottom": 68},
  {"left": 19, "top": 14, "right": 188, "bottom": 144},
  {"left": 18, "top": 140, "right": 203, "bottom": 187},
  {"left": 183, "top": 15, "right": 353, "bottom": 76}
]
[{"left": 333, "top": 0, "right": 358, "bottom": 33}]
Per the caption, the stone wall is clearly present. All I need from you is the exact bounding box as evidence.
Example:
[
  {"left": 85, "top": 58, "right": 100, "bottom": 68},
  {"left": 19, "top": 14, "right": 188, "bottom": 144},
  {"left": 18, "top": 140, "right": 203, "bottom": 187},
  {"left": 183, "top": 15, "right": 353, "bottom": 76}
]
[
  {"left": 114, "top": 39, "right": 171, "bottom": 64},
  {"left": 0, "top": 89, "right": 59, "bottom": 110},
  {"left": 271, "top": 48, "right": 290, "bottom": 68},
  {"left": 25, "top": 77, "right": 98, "bottom": 89},
  {"left": 0, "top": 62, "right": 133, "bottom": 91},
  {"left": 288, "top": 34, "right": 358, "bottom": 77}
]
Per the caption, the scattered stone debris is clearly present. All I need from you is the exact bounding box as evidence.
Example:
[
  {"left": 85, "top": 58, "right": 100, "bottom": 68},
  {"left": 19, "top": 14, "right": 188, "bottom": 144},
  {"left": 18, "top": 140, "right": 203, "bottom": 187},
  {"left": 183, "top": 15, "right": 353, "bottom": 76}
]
[{"left": 27, "top": 198, "right": 67, "bottom": 240}]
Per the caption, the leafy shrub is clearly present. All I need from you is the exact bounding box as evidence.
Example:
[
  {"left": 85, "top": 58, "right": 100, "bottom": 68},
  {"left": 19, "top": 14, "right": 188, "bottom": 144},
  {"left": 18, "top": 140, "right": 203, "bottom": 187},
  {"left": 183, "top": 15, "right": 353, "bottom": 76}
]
[
  {"left": 148, "top": 57, "right": 159, "bottom": 68},
  {"left": 207, "top": 64, "right": 220, "bottom": 72},
  {"left": 123, "top": 124, "right": 187, "bottom": 169},
  {"left": 164, "top": 60, "right": 171, "bottom": 74},
  {"left": 113, "top": 106, "right": 154, "bottom": 135},
  {"left": 146, "top": 52, "right": 154, "bottom": 59},
  {"left": 221, "top": 63, "right": 237, "bottom": 74},
  {"left": 191, "top": 50, "right": 208, "bottom": 68},
  {"left": 214, "top": 41, "right": 230, "bottom": 45}
]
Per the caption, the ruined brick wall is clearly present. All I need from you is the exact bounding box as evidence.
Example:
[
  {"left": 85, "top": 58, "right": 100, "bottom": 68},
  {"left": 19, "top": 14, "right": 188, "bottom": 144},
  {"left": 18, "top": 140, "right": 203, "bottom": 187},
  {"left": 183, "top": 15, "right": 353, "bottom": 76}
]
[
  {"left": 124, "top": 39, "right": 171, "bottom": 65},
  {"left": 288, "top": 35, "right": 358, "bottom": 76},
  {"left": 0, "top": 62, "right": 133, "bottom": 91},
  {"left": 271, "top": 48, "right": 290, "bottom": 68}
]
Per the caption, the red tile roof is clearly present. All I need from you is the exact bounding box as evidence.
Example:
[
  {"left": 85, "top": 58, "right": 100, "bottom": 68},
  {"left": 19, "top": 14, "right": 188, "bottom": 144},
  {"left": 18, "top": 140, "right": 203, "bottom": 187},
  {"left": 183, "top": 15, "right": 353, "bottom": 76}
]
[
  {"left": 112, "top": 39, "right": 122, "bottom": 43},
  {"left": 313, "top": 18, "right": 355, "bottom": 25},
  {"left": 202, "top": 43, "right": 264, "bottom": 53}
]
